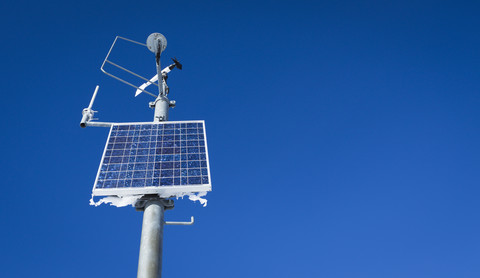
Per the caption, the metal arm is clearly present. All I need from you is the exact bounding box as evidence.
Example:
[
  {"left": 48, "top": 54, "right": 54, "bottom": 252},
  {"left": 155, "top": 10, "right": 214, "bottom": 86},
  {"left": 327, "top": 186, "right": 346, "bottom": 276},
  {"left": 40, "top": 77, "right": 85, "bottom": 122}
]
[
  {"left": 165, "top": 216, "right": 194, "bottom": 226},
  {"left": 80, "top": 86, "right": 99, "bottom": 127},
  {"left": 80, "top": 85, "right": 116, "bottom": 128}
]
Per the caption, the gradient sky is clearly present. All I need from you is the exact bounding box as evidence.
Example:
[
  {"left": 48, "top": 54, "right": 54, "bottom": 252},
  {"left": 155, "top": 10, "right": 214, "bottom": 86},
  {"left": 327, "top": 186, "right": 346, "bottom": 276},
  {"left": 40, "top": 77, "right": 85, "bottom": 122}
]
[{"left": 1, "top": 0, "right": 479, "bottom": 277}]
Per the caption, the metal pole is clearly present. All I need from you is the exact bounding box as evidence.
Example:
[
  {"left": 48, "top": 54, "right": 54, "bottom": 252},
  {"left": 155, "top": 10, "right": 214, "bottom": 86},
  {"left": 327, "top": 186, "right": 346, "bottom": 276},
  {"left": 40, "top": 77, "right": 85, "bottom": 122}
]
[
  {"left": 156, "top": 56, "right": 164, "bottom": 96},
  {"left": 137, "top": 200, "right": 165, "bottom": 278},
  {"left": 137, "top": 70, "right": 170, "bottom": 277},
  {"left": 153, "top": 96, "right": 170, "bottom": 122},
  {"left": 88, "top": 85, "right": 100, "bottom": 109},
  {"left": 152, "top": 38, "right": 170, "bottom": 122}
]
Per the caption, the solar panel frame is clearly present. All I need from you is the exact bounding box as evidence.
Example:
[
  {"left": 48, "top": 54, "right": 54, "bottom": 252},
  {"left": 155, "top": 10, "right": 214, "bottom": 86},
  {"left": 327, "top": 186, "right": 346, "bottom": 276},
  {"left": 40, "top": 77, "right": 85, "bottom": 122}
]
[{"left": 91, "top": 120, "right": 212, "bottom": 197}]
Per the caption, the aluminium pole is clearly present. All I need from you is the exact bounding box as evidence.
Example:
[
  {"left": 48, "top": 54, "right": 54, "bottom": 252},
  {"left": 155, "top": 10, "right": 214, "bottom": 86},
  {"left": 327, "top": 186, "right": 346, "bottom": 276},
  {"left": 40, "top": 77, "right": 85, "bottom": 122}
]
[
  {"left": 138, "top": 33, "right": 172, "bottom": 278},
  {"left": 153, "top": 44, "right": 170, "bottom": 122},
  {"left": 137, "top": 200, "right": 165, "bottom": 278},
  {"left": 137, "top": 105, "right": 169, "bottom": 278},
  {"left": 137, "top": 56, "right": 169, "bottom": 278}
]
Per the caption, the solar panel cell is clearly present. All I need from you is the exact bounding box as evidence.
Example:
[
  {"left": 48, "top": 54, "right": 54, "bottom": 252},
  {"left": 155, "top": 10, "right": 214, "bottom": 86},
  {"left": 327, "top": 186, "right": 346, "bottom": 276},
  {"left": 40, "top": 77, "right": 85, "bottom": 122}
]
[{"left": 92, "top": 120, "right": 211, "bottom": 197}]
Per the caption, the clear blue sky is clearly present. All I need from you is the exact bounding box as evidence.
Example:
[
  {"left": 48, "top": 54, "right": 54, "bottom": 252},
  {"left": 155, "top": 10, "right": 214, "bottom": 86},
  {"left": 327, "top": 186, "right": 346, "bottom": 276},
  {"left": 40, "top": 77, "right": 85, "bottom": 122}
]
[{"left": 1, "top": 0, "right": 479, "bottom": 277}]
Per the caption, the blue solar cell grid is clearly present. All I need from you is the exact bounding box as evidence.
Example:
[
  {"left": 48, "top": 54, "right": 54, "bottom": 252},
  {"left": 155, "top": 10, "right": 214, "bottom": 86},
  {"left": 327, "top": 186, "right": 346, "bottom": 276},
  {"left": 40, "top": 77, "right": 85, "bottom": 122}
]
[{"left": 94, "top": 121, "right": 209, "bottom": 190}]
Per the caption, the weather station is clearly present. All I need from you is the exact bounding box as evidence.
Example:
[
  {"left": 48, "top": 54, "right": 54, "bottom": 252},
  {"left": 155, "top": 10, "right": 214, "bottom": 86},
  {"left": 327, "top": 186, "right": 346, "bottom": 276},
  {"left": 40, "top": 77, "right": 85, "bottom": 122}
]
[{"left": 80, "top": 33, "right": 212, "bottom": 278}]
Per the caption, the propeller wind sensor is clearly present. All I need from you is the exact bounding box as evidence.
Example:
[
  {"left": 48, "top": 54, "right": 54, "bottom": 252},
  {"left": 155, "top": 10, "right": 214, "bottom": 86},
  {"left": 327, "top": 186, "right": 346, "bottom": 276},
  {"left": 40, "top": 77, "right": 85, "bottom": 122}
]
[{"left": 135, "top": 57, "right": 183, "bottom": 97}]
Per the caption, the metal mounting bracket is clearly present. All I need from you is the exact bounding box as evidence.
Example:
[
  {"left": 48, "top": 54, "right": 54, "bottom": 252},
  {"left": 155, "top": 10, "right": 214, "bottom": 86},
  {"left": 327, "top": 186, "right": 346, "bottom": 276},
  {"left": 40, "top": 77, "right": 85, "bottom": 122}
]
[
  {"left": 80, "top": 85, "right": 117, "bottom": 128},
  {"left": 134, "top": 195, "right": 175, "bottom": 211},
  {"left": 165, "top": 216, "right": 195, "bottom": 226}
]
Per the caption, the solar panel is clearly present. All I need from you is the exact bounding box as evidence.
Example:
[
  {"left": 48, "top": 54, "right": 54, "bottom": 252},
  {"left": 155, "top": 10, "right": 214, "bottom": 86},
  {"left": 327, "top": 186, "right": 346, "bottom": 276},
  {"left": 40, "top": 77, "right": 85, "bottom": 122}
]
[{"left": 92, "top": 120, "right": 211, "bottom": 197}]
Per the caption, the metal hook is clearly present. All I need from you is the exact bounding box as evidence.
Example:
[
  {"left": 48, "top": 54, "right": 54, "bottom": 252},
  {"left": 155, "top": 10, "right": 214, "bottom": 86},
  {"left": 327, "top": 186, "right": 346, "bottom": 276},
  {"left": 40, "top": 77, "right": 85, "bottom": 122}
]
[{"left": 165, "top": 216, "right": 194, "bottom": 225}]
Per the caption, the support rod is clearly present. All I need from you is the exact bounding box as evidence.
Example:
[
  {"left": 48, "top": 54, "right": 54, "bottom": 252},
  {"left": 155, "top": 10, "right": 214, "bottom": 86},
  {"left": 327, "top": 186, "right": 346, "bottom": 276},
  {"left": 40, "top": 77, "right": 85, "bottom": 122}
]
[
  {"left": 156, "top": 58, "right": 164, "bottom": 96},
  {"left": 88, "top": 86, "right": 100, "bottom": 109},
  {"left": 83, "top": 121, "right": 115, "bottom": 128},
  {"left": 165, "top": 216, "right": 195, "bottom": 225}
]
